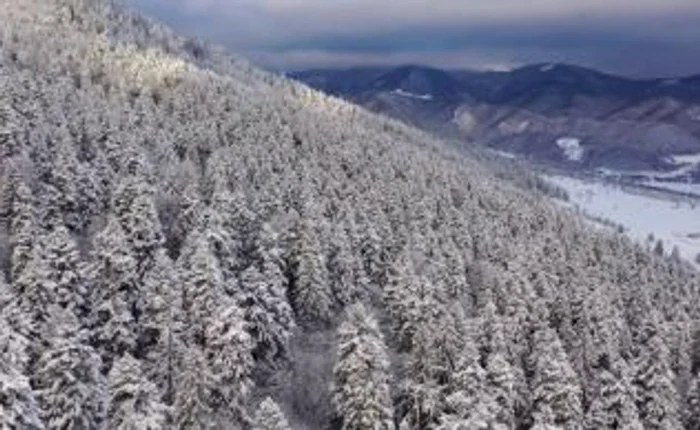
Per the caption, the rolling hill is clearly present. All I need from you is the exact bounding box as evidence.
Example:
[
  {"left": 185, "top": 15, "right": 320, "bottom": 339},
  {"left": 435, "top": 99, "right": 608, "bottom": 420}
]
[
  {"left": 292, "top": 64, "right": 700, "bottom": 180},
  {"left": 1, "top": 1, "right": 699, "bottom": 429}
]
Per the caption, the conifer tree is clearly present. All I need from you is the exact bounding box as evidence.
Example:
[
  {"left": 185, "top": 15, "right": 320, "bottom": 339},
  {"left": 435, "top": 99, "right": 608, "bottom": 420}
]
[
  {"left": 238, "top": 263, "right": 295, "bottom": 364},
  {"left": 585, "top": 363, "right": 643, "bottom": 430},
  {"left": 87, "top": 216, "right": 139, "bottom": 367},
  {"left": 107, "top": 353, "right": 169, "bottom": 429},
  {"left": 0, "top": 307, "right": 44, "bottom": 430},
  {"left": 0, "top": 361, "right": 45, "bottom": 430},
  {"left": 333, "top": 303, "right": 394, "bottom": 430},
  {"left": 685, "top": 373, "right": 700, "bottom": 430},
  {"left": 33, "top": 307, "right": 107, "bottom": 430},
  {"left": 633, "top": 326, "right": 683, "bottom": 430},
  {"left": 288, "top": 217, "right": 332, "bottom": 324},
  {"left": 254, "top": 397, "right": 292, "bottom": 430},
  {"left": 529, "top": 326, "right": 583, "bottom": 429},
  {"left": 140, "top": 249, "right": 184, "bottom": 405},
  {"left": 112, "top": 177, "right": 164, "bottom": 277},
  {"left": 9, "top": 179, "right": 37, "bottom": 282},
  {"left": 174, "top": 346, "right": 218, "bottom": 430},
  {"left": 205, "top": 300, "right": 254, "bottom": 426},
  {"left": 437, "top": 334, "right": 499, "bottom": 430}
]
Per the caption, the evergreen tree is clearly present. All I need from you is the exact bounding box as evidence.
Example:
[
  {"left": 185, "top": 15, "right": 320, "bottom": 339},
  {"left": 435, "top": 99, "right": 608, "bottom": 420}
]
[
  {"left": 87, "top": 216, "right": 139, "bottom": 368},
  {"left": 585, "top": 363, "right": 643, "bottom": 430},
  {"left": 140, "top": 249, "right": 184, "bottom": 405},
  {"left": 204, "top": 300, "right": 255, "bottom": 426},
  {"left": 437, "top": 334, "right": 499, "bottom": 430},
  {"left": 685, "top": 373, "right": 700, "bottom": 430},
  {"left": 633, "top": 326, "right": 683, "bottom": 430},
  {"left": 33, "top": 307, "right": 107, "bottom": 430},
  {"left": 238, "top": 263, "right": 295, "bottom": 364},
  {"left": 0, "top": 307, "right": 44, "bottom": 430},
  {"left": 174, "top": 346, "right": 218, "bottom": 430},
  {"left": 0, "top": 361, "right": 45, "bottom": 430},
  {"left": 288, "top": 217, "right": 332, "bottom": 324},
  {"left": 112, "top": 177, "right": 164, "bottom": 277},
  {"left": 40, "top": 225, "right": 87, "bottom": 318},
  {"left": 107, "top": 353, "right": 169, "bottom": 430},
  {"left": 529, "top": 326, "right": 583, "bottom": 429},
  {"left": 333, "top": 303, "right": 394, "bottom": 430},
  {"left": 9, "top": 179, "right": 37, "bottom": 282},
  {"left": 254, "top": 397, "right": 292, "bottom": 430}
]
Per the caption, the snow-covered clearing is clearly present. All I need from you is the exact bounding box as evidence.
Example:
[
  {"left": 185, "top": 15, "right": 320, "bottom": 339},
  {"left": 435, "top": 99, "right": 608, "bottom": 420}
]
[
  {"left": 546, "top": 175, "right": 700, "bottom": 267},
  {"left": 391, "top": 89, "right": 433, "bottom": 101},
  {"left": 689, "top": 107, "right": 700, "bottom": 122},
  {"left": 489, "top": 149, "right": 518, "bottom": 159},
  {"left": 556, "top": 137, "right": 584, "bottom": 162},
  {"left": 668, "top": 153, "right": 700, "bottom": 165}
]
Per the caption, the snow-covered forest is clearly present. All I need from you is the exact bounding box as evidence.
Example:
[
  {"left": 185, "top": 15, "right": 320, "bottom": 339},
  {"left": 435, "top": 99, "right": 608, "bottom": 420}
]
[{"left": 1, "top": 1, "right": 699, "bottom": 429}]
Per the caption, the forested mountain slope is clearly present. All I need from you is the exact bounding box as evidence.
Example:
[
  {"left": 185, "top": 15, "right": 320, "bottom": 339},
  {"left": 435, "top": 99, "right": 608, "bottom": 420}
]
[{"left": 0, "top": 1, "right": 699, "bottom": 429}]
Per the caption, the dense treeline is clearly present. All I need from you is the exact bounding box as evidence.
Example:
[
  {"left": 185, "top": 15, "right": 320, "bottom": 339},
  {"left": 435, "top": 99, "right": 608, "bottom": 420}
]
[{"left": 0, "top": 1, "right": 699, "bottom": 429}]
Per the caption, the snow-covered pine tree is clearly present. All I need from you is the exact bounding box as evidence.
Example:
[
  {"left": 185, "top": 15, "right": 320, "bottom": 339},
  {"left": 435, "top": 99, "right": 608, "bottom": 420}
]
[
  {"left": 437, "top": 331, "right": 499, "bottom": 430},
  {"left": 86, "top": 216, "right": 139, "bottom": 368},
  {"left": 111, "top": 176, "right": 164, "bottom": 278},
  {"left": 33, "top": 306, "right": 107, "bottom": 430},
  {"left": 174, "top": 346, "right": 218, "bottom": 430},
  {"left": 333, "top": 303, "right": 394, "bottom": 430},
  {"left": 9, "top": 179, "right": 37, "bottom": 282},
  {"left": 529, "top": 326, "right": 583, "bottom": 429},
  {"left": 0, "top": 359, "right": 44, "bottom": 430},
  {"left": 107, "top": 353, "right": 169, "bottom": 429},
  {"left": 140, "top": 249, "right": 184, "bottom": 405},
  {"left": 178, "top": 233, "right": 224, "bottom": 347},
  {"left": 39, "top": 224, "right": 87, "bottom": 318},
  {"left": 287, "top": 216, "right": 332, "bottom": 325},
  {"left": 254, "top": 397, "right": 292, "bottom": 430},
  {"left": 237, "top": 263, "right": 295, "bottom": 365},
  {"left": 204, "top": 299, "right": 255, "bottom": 426},
  {"left": 685, "top": 373, "right": 700, "bottom": 430},
  {"left": 585, "top": 361, "right": 643, "bottom": 430},
  {"left": 632, "top": 323, "right": 683, "bottom": 430},
  {"left": 0, "top": 301, "right": 44, "bottom": 430}
]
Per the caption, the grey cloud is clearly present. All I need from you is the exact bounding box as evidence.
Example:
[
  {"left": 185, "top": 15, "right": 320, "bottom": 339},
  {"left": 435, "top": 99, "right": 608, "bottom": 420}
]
[{"left": 129, "top": 0, "right": 700, "bottom": 77}]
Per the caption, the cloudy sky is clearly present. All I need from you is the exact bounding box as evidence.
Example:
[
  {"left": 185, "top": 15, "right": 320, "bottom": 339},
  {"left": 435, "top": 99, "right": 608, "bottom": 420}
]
[{"left": 130, "top": 0, "right": 700, "bottom": 77}]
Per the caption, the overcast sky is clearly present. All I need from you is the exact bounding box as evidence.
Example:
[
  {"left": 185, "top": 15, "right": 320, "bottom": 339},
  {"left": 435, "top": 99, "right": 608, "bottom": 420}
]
[{"left": 130, "top": 0, "right": 700, "bottom": 77}]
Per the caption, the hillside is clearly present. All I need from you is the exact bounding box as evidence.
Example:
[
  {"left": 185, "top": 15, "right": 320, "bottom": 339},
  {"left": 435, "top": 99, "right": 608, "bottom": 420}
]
[
  {"left": 292, "top": 64, "right": 700, "bottom": 181},
  {"left": 1, "top": 1, "right": 699, "bottom": 429}
]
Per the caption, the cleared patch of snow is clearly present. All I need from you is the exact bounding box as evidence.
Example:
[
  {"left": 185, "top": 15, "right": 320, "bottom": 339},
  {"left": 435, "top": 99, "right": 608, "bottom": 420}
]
[
  {"left": 646, "top": 180, "right": 700, "bottom": 197},
  {"left": 392, "top": 89, "right": 433, "bottom": 101},
  {"left": 452, "top": 107, "right": 477, "bottom": 133},
  {"left": 489, "top": 149, "right": 518, "bottom": 160},
  {"left": 546, "top": 175, "right": 700, "bottom": 267},
  {"left": 668, "top": 153, "right": 700, "bottom": 165},
  {"left": 689, "top": 107, "right": 700, "bottom": 122},
  {"left": 540, "top": 63, "right": 555, "bottom": 72},
  {"left": 556, "top": 137, "right": 584, "bottom": 162},
  {"left": 498, "top": 120, "right": 530, "bottom": 134}
]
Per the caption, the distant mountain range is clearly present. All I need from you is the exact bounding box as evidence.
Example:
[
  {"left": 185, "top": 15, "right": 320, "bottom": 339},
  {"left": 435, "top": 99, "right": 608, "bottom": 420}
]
[{"left": 291, "top": 63, "right": 700, "bottom": 183}]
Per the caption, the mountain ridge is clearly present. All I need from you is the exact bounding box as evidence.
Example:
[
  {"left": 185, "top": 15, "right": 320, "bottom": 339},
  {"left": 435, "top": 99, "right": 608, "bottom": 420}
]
[{"left": 292, "top": 63, "right": 700, "bottom": 178}]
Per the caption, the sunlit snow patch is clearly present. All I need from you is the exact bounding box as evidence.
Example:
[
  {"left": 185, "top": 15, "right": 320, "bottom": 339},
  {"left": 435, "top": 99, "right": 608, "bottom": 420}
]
[
  {"left": 556, "top": 137, "right": 584, "bottom": 162},
  {"left": 392, "top": 89, "right": 433, "bottom": 101}
]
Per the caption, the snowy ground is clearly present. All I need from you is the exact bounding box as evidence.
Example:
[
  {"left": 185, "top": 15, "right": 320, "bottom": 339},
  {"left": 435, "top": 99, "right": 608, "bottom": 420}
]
[
  {"left": 391, "top": 89, "right": 433, "bottom": 101},
  {"left": 556, "top": 137, "right": 584, "bottom": 162},
  {"left": 546, "top": 175, "right": 700, "bottom": 267}
]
